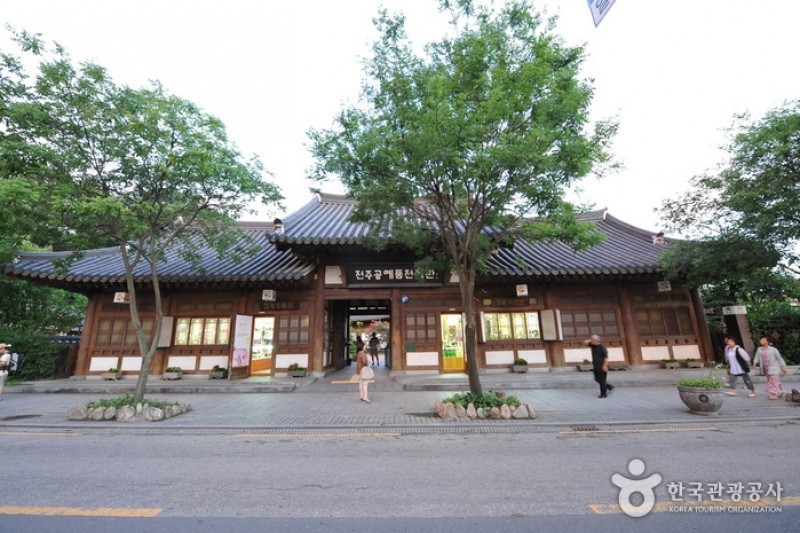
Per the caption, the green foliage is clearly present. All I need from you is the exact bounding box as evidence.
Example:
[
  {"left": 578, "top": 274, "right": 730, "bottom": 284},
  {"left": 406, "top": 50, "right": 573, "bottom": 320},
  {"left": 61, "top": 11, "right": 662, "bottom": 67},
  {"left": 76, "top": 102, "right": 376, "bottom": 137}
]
[
  {"left": 745, "top": 299, "right": 800, "bottom": 364},
  {"left": 310, "top": 1, "right": 615, "bottom": 395},
  {"left": 1, "top": 29, "right": 282, "bottom": 401},
  {"left": 0, "top": 279, "right": 86, "bottom": 333},
  {"left": 513, "top": 358, "right": 528, "bottom": 366},
  {"left": 660, "top": 100, "right": 800, "bottom": 285},
  {"left": 0, "top": 325, "right": 66, "bottom": 380},
  {"left": 86, "top": 394, "right": 177, "bottom": 410},
  {"left": 676, "top": 378, "right": 723, "bottom": 389},
  {"left": 165, "top": 367, "right": 182, "bottom": 373},
  {"left": 442, "top": 390, "right": 521, "bottom": 409},
  {"left": 287, "top": 363, "right": 306, "bottom": 371}
]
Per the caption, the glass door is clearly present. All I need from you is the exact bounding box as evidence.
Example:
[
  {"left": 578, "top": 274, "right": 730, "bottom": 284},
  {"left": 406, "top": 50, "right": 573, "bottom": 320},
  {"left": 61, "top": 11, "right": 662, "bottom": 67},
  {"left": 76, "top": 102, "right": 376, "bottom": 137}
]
[
  {"left": 251, "top": 316, "right": 275, "bottom": 374},
  {"left": 441, "top": 313, "right": 466, "bottom": 372}
]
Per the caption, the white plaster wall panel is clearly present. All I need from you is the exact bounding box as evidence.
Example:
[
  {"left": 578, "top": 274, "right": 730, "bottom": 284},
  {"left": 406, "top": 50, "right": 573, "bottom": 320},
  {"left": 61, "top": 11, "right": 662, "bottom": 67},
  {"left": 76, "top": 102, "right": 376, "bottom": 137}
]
[
  {"left": 167, "top": 356, "right": 197, "bottom": 371},
  {"left": 89, "top": 357, "right": 118, "bottom": 372},
  {"left": 517, "top": 349, "right": 547, "bottom": 364},
  {"left": 121, "top": 357, "right": 142, "bottom": 371},
  {"left": 406, "top": 352, "right": 439, "bottom": 366},
  {"left": 607, "top": 347, "right": 625, "bottom": 362},
  {"left": 485, "top": 350, "right": 515, "bottom": 365},
  {"left": 672, "top": 345, "right": 701, "bottom": 360},
  {"left": 642, "top": 346, "right": 670, "bottom": 361},
  {"left": 200, "top": 356, "right": 230, "bottom": 370},
  {"left": 564, "top": 348, "right": 591, "bottom": 363},
  {"left": 275, "top": 354, "right": 309, "bottom": 368},
  {"left": 325, "top": 266, "right": 344, "bottom": 285}
]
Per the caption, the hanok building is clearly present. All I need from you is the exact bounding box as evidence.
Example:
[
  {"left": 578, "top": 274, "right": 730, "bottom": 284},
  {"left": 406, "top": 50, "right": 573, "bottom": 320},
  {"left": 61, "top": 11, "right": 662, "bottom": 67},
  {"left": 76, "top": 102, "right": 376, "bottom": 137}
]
[{"left": 4, "top": 193, "right": 712, "bottom": 379}]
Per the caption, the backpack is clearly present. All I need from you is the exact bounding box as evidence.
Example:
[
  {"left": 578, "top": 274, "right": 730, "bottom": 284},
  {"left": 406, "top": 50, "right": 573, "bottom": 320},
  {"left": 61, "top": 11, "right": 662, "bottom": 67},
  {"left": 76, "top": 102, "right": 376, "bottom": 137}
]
[
  {"left": 734, "top": 346, "right": 750, "bottom": 373},
  {"left": 6, "top": 352, "right": 23, "bottom": 376}
]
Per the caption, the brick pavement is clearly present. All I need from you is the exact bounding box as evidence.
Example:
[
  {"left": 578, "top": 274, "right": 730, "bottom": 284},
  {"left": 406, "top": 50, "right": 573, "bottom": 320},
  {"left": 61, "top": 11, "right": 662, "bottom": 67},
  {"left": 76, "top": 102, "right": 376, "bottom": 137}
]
[{"left": 1, "top": 365, "right": 799, "bottom": 432}]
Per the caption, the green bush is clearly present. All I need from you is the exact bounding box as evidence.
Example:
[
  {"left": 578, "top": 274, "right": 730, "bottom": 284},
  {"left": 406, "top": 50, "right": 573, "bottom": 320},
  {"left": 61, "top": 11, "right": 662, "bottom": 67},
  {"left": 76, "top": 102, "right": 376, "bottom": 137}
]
[
  {"left": 676, "top": 378, "right": 723, "bottom": 389},
  {"left": 442, "top": 390, "right": 521, "bottom": 409},
  {"left": 745, "top": 300, "right": 800, "bottom": 364},
  {"left": 0, "top": 326, "right": 66, "bottom": 381},
  {"left": 86, "top": 394, "right": 178, "bottom": 410}
]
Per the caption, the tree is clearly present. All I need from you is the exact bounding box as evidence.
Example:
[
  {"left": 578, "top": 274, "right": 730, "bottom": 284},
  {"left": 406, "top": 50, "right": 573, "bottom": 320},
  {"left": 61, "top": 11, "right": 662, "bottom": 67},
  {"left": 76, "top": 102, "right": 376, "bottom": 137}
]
[
  {"left": 1, "top": 30, "right": 282, "bottom": 401},
  {"left": 660, "top": 99, "right": 800, "bottom": 284},
  {"left": 309, "top": 1, "right": 616, "bottom": 394}
]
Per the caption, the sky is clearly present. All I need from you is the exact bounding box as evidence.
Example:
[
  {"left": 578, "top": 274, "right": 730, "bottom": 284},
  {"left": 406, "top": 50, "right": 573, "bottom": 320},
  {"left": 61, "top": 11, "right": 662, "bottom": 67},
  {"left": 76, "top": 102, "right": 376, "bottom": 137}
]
[{"left": 2, "top": 1, "right": 799, "bottom": 234}]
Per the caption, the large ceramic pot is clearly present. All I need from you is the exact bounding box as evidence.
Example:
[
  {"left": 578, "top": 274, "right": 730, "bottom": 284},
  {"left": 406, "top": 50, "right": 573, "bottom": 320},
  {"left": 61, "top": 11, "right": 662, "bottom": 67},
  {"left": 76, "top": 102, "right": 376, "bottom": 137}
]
[{"left": 677, "top": 386, "right": 725, "bottom": 416}]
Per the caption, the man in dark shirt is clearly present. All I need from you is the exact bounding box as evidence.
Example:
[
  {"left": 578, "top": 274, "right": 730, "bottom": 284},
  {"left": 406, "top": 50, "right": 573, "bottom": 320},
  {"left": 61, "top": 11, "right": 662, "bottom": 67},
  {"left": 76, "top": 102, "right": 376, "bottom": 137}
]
[{"left": 585, "top": 334, "right": 614, "bottom": 398}]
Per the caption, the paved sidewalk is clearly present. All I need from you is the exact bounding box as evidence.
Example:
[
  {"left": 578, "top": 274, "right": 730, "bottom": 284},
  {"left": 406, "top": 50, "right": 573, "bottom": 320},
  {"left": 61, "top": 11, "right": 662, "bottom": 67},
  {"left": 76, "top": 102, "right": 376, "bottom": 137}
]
[{"left": 2, "top": 366, "right": 799, "bottom": 432}]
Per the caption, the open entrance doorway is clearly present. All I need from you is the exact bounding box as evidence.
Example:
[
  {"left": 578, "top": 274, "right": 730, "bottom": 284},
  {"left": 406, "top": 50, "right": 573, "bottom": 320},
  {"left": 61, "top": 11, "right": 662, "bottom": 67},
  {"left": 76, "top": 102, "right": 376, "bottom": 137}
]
[
  {"left": 350, "top": 299, "right": 391, "bottom": 368},
  {"left": 325, "top": 298, "right": 391, "bottom": 371}
]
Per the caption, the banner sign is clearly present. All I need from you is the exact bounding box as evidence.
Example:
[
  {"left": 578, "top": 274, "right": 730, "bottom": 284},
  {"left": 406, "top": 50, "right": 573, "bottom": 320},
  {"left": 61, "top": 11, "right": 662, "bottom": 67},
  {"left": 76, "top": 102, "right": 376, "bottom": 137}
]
[
  {"left": 232, "top": 315, "right": 253, "bottom": 368},
  {"left": 345, "top": 264, "right": 443, "bottom": 287},
  {"left": 587, "top": 0, "right": 617, "bottom": 27}
]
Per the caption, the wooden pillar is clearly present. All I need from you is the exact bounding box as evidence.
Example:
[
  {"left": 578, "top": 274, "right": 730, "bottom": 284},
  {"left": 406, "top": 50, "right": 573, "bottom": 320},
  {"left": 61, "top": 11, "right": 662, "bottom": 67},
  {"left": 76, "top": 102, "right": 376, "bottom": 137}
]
[
  {"left": 618, "top": 284, "right": 642, "bottom": 365},
  {"left": 390, "top": 288, "right": 403, "bottom": 371},
  {"left": 692, "top": 287, "right": 715, "bottom": 362},
  {"left": 75, "top": 294, "right": 101, "bottom": 376},
  {"left": 542, "top": 284, "right": 563, "bottom": 368},
  {"left": 309, "top": 265, "right": 327, "bottom": 375}
]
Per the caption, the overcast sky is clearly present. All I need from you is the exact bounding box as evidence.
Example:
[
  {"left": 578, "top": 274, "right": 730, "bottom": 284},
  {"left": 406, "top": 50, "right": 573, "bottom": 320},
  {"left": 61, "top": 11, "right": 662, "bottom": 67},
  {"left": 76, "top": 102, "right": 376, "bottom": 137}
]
[{"left": 3, "top": 1, "right": 799, "bottom": 233}]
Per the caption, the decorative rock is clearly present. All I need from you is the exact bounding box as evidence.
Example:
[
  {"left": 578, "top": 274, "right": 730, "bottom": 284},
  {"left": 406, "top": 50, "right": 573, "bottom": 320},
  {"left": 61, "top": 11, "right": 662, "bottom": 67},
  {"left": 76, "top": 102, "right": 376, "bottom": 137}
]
[
  {"left": 435, "top": 399, "right": 444, "bottom": 417},
  {"left": 476, "top": 407, "right": 486, "bottom": 419},
  {"left": 116, "top": 405, "right": 136, "bottom": 422},
  {"left": 146, "top": 407, "right": 165, "bottom": 422},
  {"left": 490, "top": 406, "right": 501, "bottom": 419},
  {"left": 69, "top": 406, "right": 88, "bottom": 421},
  {"left": 103, "top": 407, "right": 117, "bottom": 420},
  {"left": 455, "top": 404, "right": 467, "bottom": 418},
  {"left": 512, "top": 405, "right": 529, "bottom": 419},
  {"left": 500, "top": 404, "right": 512, "bottom": 419},
  {"left": 526, "top": 403, "right": 536, "bottom": 419},
  {"left": 443, "top": 402, "right": 456, "bottom": 419},
  {"left": 92, "top": 407, "right": 106, "bottom": 421},
  {"left": 135, "top": 403, "right": 144, "bottom": 416},
  {"left": 466, "top": 403, "right": 477, "bottom": 418}
]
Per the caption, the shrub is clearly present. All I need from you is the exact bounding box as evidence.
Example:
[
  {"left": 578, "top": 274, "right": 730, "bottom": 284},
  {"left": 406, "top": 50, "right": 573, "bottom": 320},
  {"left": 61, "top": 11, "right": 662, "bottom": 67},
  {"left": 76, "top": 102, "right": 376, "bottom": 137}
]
[
  {"left": 513, "top": 358, "right": 528, "bottom": 366},
  {"left": 442, "top": 390, "right": 521, "bottom": 409},
  {"left": 676, "top": 378, "right": 723, "bottom": 389},
  {"left": 165, "top": 367, "right": 182, "bottom": 372},
  {"left": 287, "top": 363, "right": 306, "bottom": 371},
  {"left": 87, "top": 394, "right": 177, "bottom": 410}
]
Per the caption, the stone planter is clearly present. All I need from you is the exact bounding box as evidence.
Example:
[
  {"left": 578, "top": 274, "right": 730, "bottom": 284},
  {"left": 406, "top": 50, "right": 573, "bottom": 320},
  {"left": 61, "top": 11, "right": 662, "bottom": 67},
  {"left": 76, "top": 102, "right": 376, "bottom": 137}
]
[
  {"left": 512, "top": 365, "right": 528, "bottom": 374},
  {"left": 662, "top": 361, "right": 680, "bottom": 369},
  {"left": 208, "top": 369, "right": 228, "bottom": 380},
  {"left": 101, "top": 372, "right": 121, "bottom": 381},
  {"left": 685, "top": 360, "right": 704, "bottom": 369},
  {"left": 287, "top": 370, "right": 307, "bottom": 378},
  {"left": 577, "top": 364, "right": 594, "bottom": 372},
  {"left": 162, "top": 371, "right": 182, "bottom": 381},
  {"left": 677, "top": 386, "right": 725, "bottom": 416}
]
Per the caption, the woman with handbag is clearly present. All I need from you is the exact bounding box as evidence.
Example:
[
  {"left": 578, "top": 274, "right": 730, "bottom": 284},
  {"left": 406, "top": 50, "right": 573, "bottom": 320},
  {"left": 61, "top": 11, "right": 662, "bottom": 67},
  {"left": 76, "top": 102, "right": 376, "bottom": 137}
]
[
  {"left": 752, "top": 335, "right": 788, "bottom": 400},
  {"left": 723, "top": 336, "right": 757, "bottom": 398},
  {"left": 356, "top": 347, "right": 374, "bottom": 403}
]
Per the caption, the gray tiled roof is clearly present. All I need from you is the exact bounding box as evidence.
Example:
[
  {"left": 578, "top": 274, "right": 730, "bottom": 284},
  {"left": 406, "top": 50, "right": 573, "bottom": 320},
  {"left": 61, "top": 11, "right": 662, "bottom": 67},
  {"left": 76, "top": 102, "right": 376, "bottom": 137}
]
[
  {"left": 276, "top": 193, "right": 669, "bottom": 278},
  {"left": 3, "top": 223, "right": 315, "bottom": 290},
  {"left": 3, "top": 193, "right": 669, "bottom": 289}
]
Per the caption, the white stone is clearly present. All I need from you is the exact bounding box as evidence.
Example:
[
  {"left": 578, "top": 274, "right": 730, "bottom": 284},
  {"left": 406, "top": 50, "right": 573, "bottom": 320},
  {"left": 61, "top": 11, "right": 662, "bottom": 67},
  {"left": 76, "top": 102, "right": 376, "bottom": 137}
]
[
  {"left": 526, "top": 403, "right": 536, "bottom": 419},
  {"left": 466, "top": 403, "right": 477, "bottom": 418},
  {"left": 500, "top": 404, "right": 512, "bottom": 419},
  {"left": 92, "top": 407, "right": 105, "bottom": 421},
  {"left": 490, "top": 407, "right": 501, "bottom": 419},
  {"left": 512, "top": 405, "right": 529, "bottom": 419},
  {"left": 443, "top": 403, "right": 456, "bottom": 419},
  {"left": 116, "top": 405, "right": 136, "bottom": 422},
  {"left": 435, "top": 399, "right": 444, "bottom": 417},
  {"left": 455, "top": 404, "right": 467, "bottom": 418},
  {"left": 69, "top": 406, "right": 88, "bottom": 421},
  {"left": 103, "top": 407, "right": 117, "bottom": 420}
]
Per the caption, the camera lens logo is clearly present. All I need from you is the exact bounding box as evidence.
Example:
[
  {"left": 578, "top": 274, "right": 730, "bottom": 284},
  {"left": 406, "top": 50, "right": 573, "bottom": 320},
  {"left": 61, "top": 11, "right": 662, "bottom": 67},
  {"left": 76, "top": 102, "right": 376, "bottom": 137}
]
[{"left": 611, "top": 459, "right": 663, "bottom": 517}]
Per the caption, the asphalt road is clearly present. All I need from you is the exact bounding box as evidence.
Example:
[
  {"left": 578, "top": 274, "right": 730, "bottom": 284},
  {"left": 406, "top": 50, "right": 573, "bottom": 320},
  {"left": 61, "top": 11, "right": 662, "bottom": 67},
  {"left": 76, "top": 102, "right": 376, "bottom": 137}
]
[{"left": 1, "top": 421, "right": 797, "bottom": 532}]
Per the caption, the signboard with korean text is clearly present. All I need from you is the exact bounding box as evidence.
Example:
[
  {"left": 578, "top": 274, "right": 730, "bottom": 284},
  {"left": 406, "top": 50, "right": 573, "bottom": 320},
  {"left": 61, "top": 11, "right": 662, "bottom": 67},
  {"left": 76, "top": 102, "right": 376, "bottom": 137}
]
[
  {"left": 345, "top": 264, "right": 444, "bottom": 288},
  {"left": 232, "top": 315, "right": 253, "bottom": 368}
]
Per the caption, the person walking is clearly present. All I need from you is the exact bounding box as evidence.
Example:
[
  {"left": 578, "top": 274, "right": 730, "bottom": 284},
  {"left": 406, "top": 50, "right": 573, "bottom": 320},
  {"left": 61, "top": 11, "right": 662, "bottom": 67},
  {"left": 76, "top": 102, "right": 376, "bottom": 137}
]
[
  {"left": 584, "top": 334, "right": 614, "bottom": 398},
  {"left": 355, "top": 346, "right": 373, "bottom": 403},
  {"left": 369, "top": 332, "right": 380, "bottom": 366},
  {"left": 752, "top": 335, "right": 788, "bottom": 400},
  {"left": 0, "top": 343, "right": 11, "bottom": 400},
  {"left": 723, "top": 336, "right": 757, "bottom": 398}
]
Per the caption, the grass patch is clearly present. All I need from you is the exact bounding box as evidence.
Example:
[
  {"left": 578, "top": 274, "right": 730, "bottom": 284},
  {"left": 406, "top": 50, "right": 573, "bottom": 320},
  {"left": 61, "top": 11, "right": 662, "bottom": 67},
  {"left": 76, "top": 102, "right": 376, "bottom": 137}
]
[
  {"left": 86, "top": 394, "right": 178, "bottom": 410},
  {"left": 442, "top": 389, "right": 521, "bottom": 409}
]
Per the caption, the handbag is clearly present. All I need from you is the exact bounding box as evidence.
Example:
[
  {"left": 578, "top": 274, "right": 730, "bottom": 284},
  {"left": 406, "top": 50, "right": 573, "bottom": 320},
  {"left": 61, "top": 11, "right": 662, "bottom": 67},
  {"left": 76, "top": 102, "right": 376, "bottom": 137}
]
[
  {"left": 360, "top": 366, "right": 375, "bottom": 380},
  {"left": 734, "top": 347, "right": 750, "bottom": 372}
]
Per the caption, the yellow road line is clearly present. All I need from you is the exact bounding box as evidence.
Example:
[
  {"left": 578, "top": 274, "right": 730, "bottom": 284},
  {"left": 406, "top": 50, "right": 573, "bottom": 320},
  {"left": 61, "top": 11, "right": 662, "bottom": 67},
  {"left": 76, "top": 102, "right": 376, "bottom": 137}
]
[
  {"left": 0, "top": 506, "right": 162, "bottom": 517},
  {"left": 236, "top": 432, "right": 401, "bottom": 438},
  {"left": 0, "top": 431, "right": 80, "bottom": 437},
  {"left": 562, "top": 427, "right": 719, "bottom": 435},
  {"left": 330, "top": 380, "right": 374, "bottom": 384},
  {"left": 590, "top": 496, "right": 800, "bottom": 515}
]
